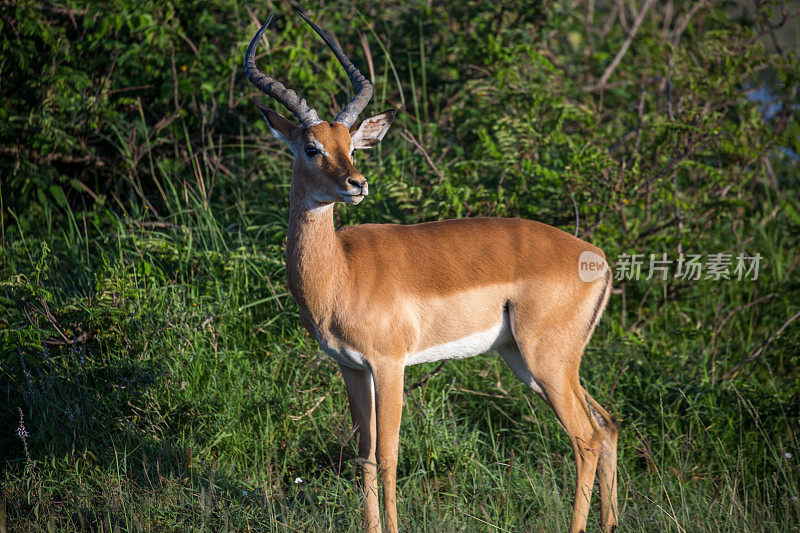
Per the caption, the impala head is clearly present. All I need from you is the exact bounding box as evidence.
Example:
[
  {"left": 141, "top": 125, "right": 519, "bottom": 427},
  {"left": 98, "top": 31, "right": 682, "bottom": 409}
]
[{"left": 245, "top": 12, "right": 395, "bottom": 207}]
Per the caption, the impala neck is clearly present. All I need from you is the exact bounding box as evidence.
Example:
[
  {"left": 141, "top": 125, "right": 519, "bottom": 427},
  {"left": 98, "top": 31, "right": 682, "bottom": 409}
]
[{"left": 286, "top": 177, "right": 345, "bottom": 317}]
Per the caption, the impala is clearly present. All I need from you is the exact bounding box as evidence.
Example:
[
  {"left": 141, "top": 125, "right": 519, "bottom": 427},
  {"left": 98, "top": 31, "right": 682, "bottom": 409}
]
[{"left": 245, "top": 12, "right": 618, "bottom": 533}]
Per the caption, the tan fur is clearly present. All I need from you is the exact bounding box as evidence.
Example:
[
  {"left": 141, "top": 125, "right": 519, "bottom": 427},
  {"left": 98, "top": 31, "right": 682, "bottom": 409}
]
[{"left": 263, "top": 113, "right": 618, "bottom": 532}]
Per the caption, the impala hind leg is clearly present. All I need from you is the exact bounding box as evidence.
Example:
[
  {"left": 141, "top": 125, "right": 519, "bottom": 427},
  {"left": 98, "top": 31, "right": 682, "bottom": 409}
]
[
  {"left": 585, "top": 390, "right": 618, "bottom": 530},
  {"left": 340, "top": 365, "right": 380, "bottom": 532},
  {"left": 549, "top": 381, "right": 603, "bottom": 533},
  {"left": 499, "top": 341, "right": 616, "bottom": 532}
]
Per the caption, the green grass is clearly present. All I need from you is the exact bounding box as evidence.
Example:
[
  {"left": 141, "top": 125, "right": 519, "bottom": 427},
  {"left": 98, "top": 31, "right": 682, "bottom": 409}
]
[
  {"left": 2, "top": 1, "right": 800, "bottom": 531},
  {"left": 2, "top": 164, "right": 798, "bottom": 530}
]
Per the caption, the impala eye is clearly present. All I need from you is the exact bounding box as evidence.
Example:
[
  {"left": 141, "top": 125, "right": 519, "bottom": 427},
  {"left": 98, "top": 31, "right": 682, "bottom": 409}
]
[{"left": 304, "top": 146, "right": 321, "bottom": 157}]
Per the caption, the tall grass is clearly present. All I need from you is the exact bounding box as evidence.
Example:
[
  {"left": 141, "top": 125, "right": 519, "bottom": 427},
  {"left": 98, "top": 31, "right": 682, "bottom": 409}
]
[{"left": 3, "top": 114, "right": 798, "bottom": 531}]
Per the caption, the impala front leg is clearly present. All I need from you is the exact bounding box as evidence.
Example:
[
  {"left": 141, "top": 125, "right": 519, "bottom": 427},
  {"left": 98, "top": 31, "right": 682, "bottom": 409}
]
[
  {"left": 372, "top": 360, "right": 405, "bottom": 533},
  {"left": 340, "top": 365, "right": 380, "bottom": 532}
]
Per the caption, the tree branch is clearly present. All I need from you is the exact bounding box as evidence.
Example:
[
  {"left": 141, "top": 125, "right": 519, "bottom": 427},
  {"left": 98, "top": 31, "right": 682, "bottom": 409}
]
[{"left": 585, "top": 0, "right": 655, "bottom": 92}]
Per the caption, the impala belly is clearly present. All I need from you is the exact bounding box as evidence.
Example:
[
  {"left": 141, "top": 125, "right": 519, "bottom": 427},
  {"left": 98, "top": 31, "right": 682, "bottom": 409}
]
[
  {"left": 405, "top": 310, "right": 512, "bottom": 366},
  {"left": 405, "top": 284, "right": 515, "bottom": 366}
]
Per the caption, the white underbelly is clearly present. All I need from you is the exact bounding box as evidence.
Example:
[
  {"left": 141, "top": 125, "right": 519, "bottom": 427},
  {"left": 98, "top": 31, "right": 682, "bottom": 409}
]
[
  {"left": 405, "top": 311, "right": 512, "bottom": 366},
  {"left": 309, "top": 310, "right": 513, "bottom": 371}
]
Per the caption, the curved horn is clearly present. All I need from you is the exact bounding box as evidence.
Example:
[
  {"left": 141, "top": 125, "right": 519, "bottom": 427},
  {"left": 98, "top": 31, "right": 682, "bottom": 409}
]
[
  {"left": 245, "top": 14, "right": 322, "bottom": 128},
  {"left": 298, "top": 11, "right": 373, "bottom": 128}
]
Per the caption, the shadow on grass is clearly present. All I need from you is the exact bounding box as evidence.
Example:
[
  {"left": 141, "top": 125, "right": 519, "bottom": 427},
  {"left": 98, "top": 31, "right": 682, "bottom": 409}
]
[{"left": 1, "top": 335, "right": 289, "bottom": 528}]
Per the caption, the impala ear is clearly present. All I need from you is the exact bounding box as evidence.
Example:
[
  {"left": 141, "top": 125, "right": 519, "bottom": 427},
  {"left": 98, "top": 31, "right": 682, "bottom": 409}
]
[
  {"left": 350, "top": 109, "right": 396, "bottom": 149},
  {"left": 254, "top": 97, "right": 295, "bottom": 146}
]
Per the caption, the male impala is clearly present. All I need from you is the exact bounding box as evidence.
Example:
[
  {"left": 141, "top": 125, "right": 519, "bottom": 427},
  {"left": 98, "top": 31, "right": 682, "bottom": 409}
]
[{"left": 246, "top": 12, "right": 618, "bottom": 533}]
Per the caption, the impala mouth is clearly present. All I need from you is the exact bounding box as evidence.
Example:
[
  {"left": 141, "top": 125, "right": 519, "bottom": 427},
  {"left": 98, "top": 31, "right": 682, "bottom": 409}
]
[
  {"left": 340, "top": 191, "right": 366, "bottom": 204},
  {"left": 340, "top": 180, "right": 368, "bottom": 204}
]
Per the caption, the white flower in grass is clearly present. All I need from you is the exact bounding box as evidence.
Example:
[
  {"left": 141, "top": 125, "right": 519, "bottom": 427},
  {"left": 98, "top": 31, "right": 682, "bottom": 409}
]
[
  {"left": 294, "top": 477, "right": 303, "bottom": 484},
  {"left": 786, "top": 452, "right": 793, "bottom": 459}
]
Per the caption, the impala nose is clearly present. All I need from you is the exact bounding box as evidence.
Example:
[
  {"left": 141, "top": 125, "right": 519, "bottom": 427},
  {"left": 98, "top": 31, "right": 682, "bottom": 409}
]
[{"left": 347, "top": 177, "right": 367, "bottom": 190}]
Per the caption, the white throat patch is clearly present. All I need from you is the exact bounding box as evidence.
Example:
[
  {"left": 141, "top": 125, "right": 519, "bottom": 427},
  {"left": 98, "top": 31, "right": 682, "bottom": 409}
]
[{"left": 305, "top": 199, "right": 333, "bottom": 215}]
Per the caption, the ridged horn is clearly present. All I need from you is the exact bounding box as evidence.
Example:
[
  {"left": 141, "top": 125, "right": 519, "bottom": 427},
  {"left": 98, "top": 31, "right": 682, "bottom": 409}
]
[
  {"left": 244, "top": 14, "right": 322, "bottom": 128},
  {"left": 298, "top": 10, "right": 373, "bottom": 128}
]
